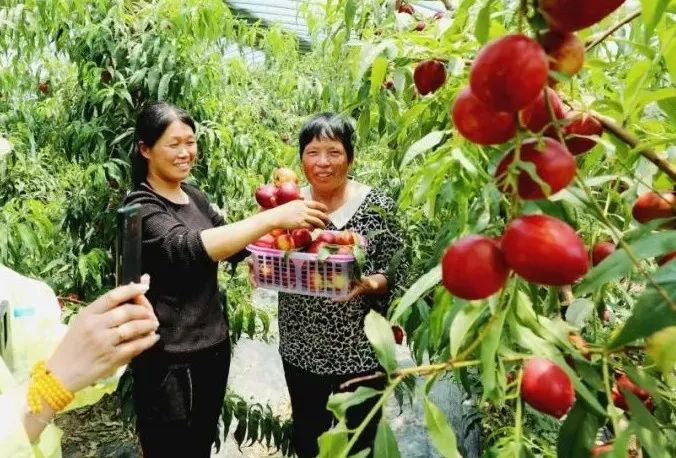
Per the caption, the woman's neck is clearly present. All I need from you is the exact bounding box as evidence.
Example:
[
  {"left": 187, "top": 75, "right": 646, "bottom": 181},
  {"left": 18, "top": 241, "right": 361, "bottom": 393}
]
[
  {"left": 311, "top": 180, "right": 351, "bottom": 213},
  {"left": 146, "top": 174, "right": 186, "bottom": 204}
]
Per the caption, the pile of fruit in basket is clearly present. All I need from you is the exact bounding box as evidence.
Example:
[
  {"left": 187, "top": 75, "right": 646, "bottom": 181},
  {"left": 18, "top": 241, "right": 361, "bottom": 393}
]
[{"left": 252, "top": 228, "right": 363, "bottom": 256}]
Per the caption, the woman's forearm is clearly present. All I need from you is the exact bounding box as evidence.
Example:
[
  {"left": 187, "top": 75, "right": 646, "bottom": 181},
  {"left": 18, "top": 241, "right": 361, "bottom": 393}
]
[
  {"left": 20, "top": 391, "right": 56, "bottom": 443},
  {"left": 200, "top": 211, "right": 277, "bottom": 261}
]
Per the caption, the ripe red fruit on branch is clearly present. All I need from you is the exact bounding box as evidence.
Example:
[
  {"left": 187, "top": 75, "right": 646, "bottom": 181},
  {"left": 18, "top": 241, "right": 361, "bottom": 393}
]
[
  {"left": 563, "top": 112, "right": 603, "bottom": 155},
  {"left": 276, "top": 182, "right": 301, "bottom": 205},
  {"left": 392, "top": 326, "right": 405, "bottom": 345},
  {"left": 415, "top": 21, "right": 426, "bottom": 31},
  {"left": 521, "top": 358, "right": 575, "bottom": 418},
  {"left": 502, "top": 214, "right": 589, "bottom": 285},
  {"left": 632, "top": 191, "right": 676, "bottom": 224},
  {"left": 539, "top": 0, "right": 626, "bottom": 32},
  {"left": 591, "top": 241, "right": 615, "bottom": 266},
  {"left": 495, "top": 138, "right": 576, "bottom": 200},
  {"left": 452, "top": 87, "right": 516, "bottom": 145},
  {"left": 470, "top": 34, "right": 549, "bottom": 112},
  {"left": 414, "top": 60, "right": 446, "bottom": 95},
  {"left": 519, "top": 87, "right": 565, "bottom": 135},
  {"left": 273, "top": 167, "right": 299, "bottom": 186},
  {"left": 255, "top": 184, "right": 278, "bottom": 209},
  {"left": 541, "top": 31, "right": 585, "bottom": 79},
  {"left": 442, "top": 235, "right": 509, "bottom": 300},
  {"left": 38, "top": 82, "right": 49, "bottom": 94},
  {"left": 398, "top": 3, "right": 414, "bottom": 14}
]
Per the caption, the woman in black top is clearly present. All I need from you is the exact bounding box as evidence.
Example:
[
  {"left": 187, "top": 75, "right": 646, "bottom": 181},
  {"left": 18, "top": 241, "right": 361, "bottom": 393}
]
[
  {"left": 124, "top": 102, "right": 328, "bottom": 457},
  {"left": 275, "top": 113, "right": 407, "bottom": 457}
]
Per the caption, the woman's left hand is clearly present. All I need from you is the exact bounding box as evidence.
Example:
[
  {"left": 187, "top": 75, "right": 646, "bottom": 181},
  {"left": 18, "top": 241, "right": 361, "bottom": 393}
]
[{"left": 333, "top": 274, "right": 387, "bottom": 302}]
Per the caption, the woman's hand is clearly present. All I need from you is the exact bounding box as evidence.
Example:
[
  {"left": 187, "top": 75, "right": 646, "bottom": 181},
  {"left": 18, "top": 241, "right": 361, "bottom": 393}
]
[
  {"left": 267, "top": 200, "right": 330, "bottom": 230},
  {"left": 46, "top": 279, "right": 159, "bottom": 393},
  {"left": 333, "top": 274, "right": 389, "bottom": 302}
]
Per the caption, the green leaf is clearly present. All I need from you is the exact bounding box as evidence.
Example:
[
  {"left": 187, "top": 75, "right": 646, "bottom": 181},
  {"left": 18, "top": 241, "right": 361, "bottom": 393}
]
[
  {"left": 344, "top": 0, "right": 357, "bottom": 34},
  {"left": 390, "top": 264, "right": 441, "bottom": 322},
  {"left": 608, "top": 261, "right": 676, "bottom": 348},
  {"left": 355, "top": 40, "right": 394, "bottom": 82},
  {"left": 400, "top": 131, "right": 446, "bottom": 169},
  {"left": 450, "top": 300, "right": 484, "bottom": 357},
  {"left": 364, "top": 310, "right": 398, "bottom": 372},
  {"left": 556, "top": 399, "right": 603, "bottom": 458},
  {"left": 317, "top": 428, "right": 349, "bottom": 458},
  {"left": 576, "top": 231, "right": 676, "bottom": 295},
  {"left": 565, "top": 298, "right": 595, "bottom": 329},
  {"left": 370, "top": 56, "right": 388, "bottom": 97},
  {"left": 424, "top": 396, "right": 461, "bottom": 458},
  {"left": 373, "top": 418, "right": 401, "bottom": 458},
  {"left": 474, "top": 0, "right": 493, "bottom": 44},
  {"left": 623, "top": 60, "right": 651, "bottom": 116},
  {"left": 157, "top": 71, "right": 173, "bottom": 100},
  {"left": 480, "top": 307, "right": 508, "bottom": 401},
  {"left": 641, "top": 0, "right": 670, "bottom": 43},
  {"left": 327, "top": 386, "right": 381, "bottom": 420}
]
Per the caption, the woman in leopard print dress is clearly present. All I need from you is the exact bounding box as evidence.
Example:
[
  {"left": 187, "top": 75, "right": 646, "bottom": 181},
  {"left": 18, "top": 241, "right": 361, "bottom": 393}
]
[{"left": 278, "top": 113, "right": 406, "bottom": 457}]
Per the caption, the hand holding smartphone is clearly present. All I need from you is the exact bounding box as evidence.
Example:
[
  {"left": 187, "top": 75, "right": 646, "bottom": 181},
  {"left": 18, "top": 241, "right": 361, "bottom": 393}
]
[{"left": 116, "top": 204, "right": 142, "bottom": 286}]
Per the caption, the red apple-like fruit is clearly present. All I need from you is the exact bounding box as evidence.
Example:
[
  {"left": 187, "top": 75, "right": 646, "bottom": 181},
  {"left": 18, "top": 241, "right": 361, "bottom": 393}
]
[
  {"left": 539, "top": 0, "right": 626, "bottom": 32},
  {"left": 276, "top": 182, "right": 301, "bottom": 205},
  {"left": 335, "top": 230, "right": 359, "bottom": 246},
  {"left": 274, "top": 234, "right": 296, "bottom": 251},
  {"left": 591, "top": 241, "right": 615, "bottom": 266},
  {"left": 414, "top": 60, "right": 446, "bottom": 95},
  {"left": 336, "top": 246, "right": 353, "bottom": 255},
  {"left": 38, "top": 82, "right": 49, "bottom": 94},
  {"left": 658, "top": 251, "right": 676, "bottom": 266},
  {"left": 541, "top": 31, "right": 585, "bottom": 79},
  {"left": 591, "top": 444, "right": 614, "bottom": 457},
  {"left": 306, "top": 241, "right": 328, "bottom": 254},
  {"left": 433, "top": 11, "right": 445, "bottom": 20},
  {"left": 270, "top": 228, "right": 288, "bottom": 237},
  {"left": 563, "top": 111, "right": 604, "bottom": 155},
  {"left": 255, "top": 184, "right": 278, "bottom": 209},
  {"left": 632, "top": 191, "right": 676, "bottom": 224},
  {"left": 501, "top": 214, "right": 589, "bottom": 285},
  {"left": 291, "top": 228, "right": 312, "bottom": 249},
  {"left": 616, "top": 373, "right": 650, "bottom": 400},
  {"left": 383, "top": 80, "right": 395, "bottom": 90},
  {"left": 519, "top": 87, "right": 566, "bottom": 135},
  {"left": 253, "top": 234, "right": 275, "bottom": 248},
  {"left": 470, "top": 34, "right": 549, "bottom": 112},
  {"left": 442, "top": 235, "right": 510, "bottom": 300},
  {"left": 495, "top": 138, "right": 576, "bottom": 200},
  {"left": 521, "top": 358, "right": 575, "bottom": 418},
  {"left": 415, "top": 21, "right": 426, "bottom": 31},
  {"left": 316, "top": 231, "right": 337, "bottom": 244},
  {"left": 398, "top": 3, "right": 414, "bottom": 14},
  {"left": 272, "top": 167, "right": 299, "bottom": 186},
  {"left": 392, "top": 326, "right": 405, "bottom": 345},
  {"left": 451, "top": 86, "right": 517, "bottom": 145}
]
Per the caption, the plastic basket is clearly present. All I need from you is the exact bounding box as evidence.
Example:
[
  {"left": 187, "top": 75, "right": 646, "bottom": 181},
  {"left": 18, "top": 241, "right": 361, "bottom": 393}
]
[{"left": 247, "top": 235, "right": 364, "bottom": 298}]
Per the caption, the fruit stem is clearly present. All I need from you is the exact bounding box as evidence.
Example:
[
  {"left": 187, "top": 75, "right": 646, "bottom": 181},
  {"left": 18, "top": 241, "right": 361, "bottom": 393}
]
[
  {"left": 341, "top": 375, "right": 401, "bottom": 457},
  {"left": 585, "top": 10, "right": 642, "bottom": 52},
  {"left": 575, "top": 177, "right": 676, "bottom": 311},
  {"left": 514, "top": 367, "right": 524, "bottom": 445},
  {"left": 590, "top": 110, "right": 676, "bottom": 182},
  {"left": 543, "top": 87, "right": 565, "bottom": 145},
  {"left": 602, "top": 355, "right": 621, "bottom": 433}
]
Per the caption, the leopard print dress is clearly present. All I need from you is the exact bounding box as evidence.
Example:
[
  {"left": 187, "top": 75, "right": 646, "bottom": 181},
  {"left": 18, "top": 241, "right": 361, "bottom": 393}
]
[{"left": 278, "top": 185, "right": 406, "bottom": 375}]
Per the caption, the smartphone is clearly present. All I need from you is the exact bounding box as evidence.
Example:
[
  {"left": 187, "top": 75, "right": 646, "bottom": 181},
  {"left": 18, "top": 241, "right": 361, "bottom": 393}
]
[{"left": 116, "top": 203, "right": 142, "bottom": 286}]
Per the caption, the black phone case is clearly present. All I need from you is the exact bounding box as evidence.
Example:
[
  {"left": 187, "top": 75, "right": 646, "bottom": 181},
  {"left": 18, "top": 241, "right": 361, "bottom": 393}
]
[{"left": 116, "top": 204, "right": 142, "bottom": 286}]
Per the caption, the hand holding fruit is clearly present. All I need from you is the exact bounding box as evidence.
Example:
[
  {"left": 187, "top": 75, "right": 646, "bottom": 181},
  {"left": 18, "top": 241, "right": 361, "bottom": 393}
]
[
  {"left": 333, "top": 274, "right": 386, "bottom": 302},
  {"left": 265, "top": 199, "right": 330, "bottom": 230}
]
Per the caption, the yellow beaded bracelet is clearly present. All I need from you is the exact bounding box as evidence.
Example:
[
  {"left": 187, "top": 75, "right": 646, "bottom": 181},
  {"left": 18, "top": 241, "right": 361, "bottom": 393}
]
[{"left": 27, "top": 361, "right": 74, "bottom": 414}]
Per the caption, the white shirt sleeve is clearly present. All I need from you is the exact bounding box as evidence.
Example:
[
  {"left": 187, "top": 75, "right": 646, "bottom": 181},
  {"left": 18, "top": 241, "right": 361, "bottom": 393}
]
[{"left": 0, "top": 386, "right": 35, "bottom": 458}]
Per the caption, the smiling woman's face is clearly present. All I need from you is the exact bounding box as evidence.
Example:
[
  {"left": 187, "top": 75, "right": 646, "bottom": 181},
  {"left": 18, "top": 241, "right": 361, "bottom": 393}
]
[
  {"left": 301, "top": 137, "right": 350, "bottom": 193},
  {"left": 140, "top": 119, "right": 197, "bottom": 184}
]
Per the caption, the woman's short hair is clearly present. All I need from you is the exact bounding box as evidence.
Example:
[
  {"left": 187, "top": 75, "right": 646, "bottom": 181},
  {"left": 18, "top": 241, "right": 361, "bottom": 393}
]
[
  {"left": 299, "top": 113, "right": 355, "bottom": 162},
  {"left": 131, "top": 102, "right": 196, "bottom": 187}
]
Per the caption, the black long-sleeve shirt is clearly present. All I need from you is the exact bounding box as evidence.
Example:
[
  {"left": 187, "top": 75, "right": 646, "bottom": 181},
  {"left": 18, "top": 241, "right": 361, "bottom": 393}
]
[{"left": 124, "top": 182, "right": 246, "bottom": 353}]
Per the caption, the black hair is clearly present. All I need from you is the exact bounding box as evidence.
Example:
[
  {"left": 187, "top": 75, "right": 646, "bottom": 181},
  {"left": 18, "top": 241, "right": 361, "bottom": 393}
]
[
  {"left": 131, "top": 101, "right": 196, "bottom": 187},
  {"left": 298, "top": 112, "right": 355, "bottom": 163}
]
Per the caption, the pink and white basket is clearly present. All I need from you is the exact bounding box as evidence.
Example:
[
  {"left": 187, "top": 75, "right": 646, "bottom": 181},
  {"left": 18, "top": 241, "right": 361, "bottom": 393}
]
[{"left": 247, "top": 233, "right": 365, "bottom": 298}]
